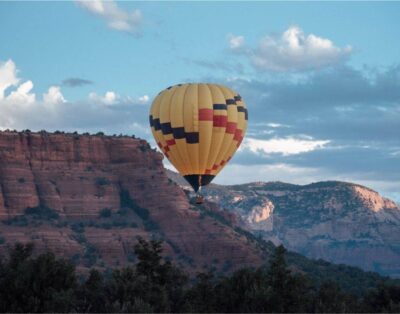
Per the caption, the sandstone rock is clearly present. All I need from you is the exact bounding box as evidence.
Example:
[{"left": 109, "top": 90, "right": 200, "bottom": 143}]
[
  {"left": 172, "top": 175, "right": 400, "bottom": 278},
  {"left": 0, "top": 131, "right": 265, "bottom": 273}
]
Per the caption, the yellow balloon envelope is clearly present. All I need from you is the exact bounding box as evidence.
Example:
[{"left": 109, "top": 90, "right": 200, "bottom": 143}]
[{"left": 149, "top": 83, "right": 248, "bottom": 192}]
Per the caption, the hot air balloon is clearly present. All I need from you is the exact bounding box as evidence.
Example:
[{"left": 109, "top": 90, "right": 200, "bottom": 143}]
[{"left": 149, "top": 83, "right": 248, "bottom": 202}]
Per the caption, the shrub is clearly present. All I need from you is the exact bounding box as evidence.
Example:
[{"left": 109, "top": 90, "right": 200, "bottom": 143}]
[
  {"left": 101, "top": 222, "right": 112, "bottom": 229},
  {"left": 73, "top": 233, "right": 86, "bottom": 244},
  {"left": 25, "top": 205, "right": 59, "bottom": 220},
  {"left": 99, "top": 208, "right": 112, "bottom": 218},
  {"left": 83, "top": 244, "right": 100, "bottom": 267},
  {"left": 95, "top": 177, "right": 110, "bottom": 186},
  {"left": 117, "top": 207, "right": 129, "bottom": 216},
  {"left": 3, "top": 216, "right": 29, "bottom": 226},
  {"left": 71, "top": 223, "right": 85, "bottom": 233}
]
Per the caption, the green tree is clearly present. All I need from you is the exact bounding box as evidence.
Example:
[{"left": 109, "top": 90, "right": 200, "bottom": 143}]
[
  {"left": 134, "top": 237, "right": 187, "bottom": 312},
  {"left": 363, "top": 284, "right": 400, "bottom": 313},
  {"left": 183, "top": 271, "right": 217, "bottom": 312},
  {"left": 314, "top": 281, "right": 346, "bottom": 313},
  {"left": 76, "top": 269, "right": 106, "bottom": 313},
  {"left": 215, "top": 268, "right": 269, "bottom": 313},
  {"left": 104, "top": 237, "right": 187, "bottom": 313},
  {"left": 0, "top": 243, "right": 76, "bottom": 313},
  {"left": 106, "top": 266, "right": 151, "bottom": 313},
  {"left": 265, "top": 245, "right": 292, "bottom": 312}
]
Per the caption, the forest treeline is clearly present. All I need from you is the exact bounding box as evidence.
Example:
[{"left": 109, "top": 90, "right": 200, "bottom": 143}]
[{"left": 0, "top": 239, "right": 399, "bottom": 313}]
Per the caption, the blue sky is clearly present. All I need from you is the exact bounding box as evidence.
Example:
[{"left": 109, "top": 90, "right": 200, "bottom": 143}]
[{"left": 1, "top": 1, "right": 399, "bottom": 202}]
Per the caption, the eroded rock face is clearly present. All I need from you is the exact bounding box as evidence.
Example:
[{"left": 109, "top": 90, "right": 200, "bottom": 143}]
[
  {"left": 180, "top": 178, "right": 400, "bottom": 278},
  {"left": 0, "top": 131, "right": 264, "bottom": 273},
  {"left": 246, "top": 200, "right": 274, "bottom": 231},
  {"left": 353, "top": 186, "right": 398, "bottom": 213},
  {"left": 0, "top": 131, "right": 161, "bottom": 218}
]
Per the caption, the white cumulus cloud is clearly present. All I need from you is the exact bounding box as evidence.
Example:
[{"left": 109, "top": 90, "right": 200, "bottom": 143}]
[
  {"left": 76, "top": 0, "right": 142, "bottom": 35},
  {"left": 0, "top": 59, "right": 20, "bottom": 99},
  {"left": 89, "top": 91, "right": 118, "bottom": 105},
  {"left": 229, "top": 26, "right": 352, "bottom": 72},
  {"left": 7, "top": 80, "right": 36, "bottom": 104},
  {"left": 43, "top": 86, "right": 66, "bottom": 105},
  {"left": 137, "top": 94, "right": 149, "bottom": 104},
  {"left": 241, "top": 136, "right": 330, "bottom": 156},
  {"left": 89, "top": 91, "right": 150, "bottom": 106},
  {"left": 0, "top": 59, "right": 151, "bottom": 138}
]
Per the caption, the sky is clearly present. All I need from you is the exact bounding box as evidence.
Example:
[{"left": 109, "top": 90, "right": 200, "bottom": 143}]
[{"left": 0, "top": 1, "right": 399, "bottom": 202}]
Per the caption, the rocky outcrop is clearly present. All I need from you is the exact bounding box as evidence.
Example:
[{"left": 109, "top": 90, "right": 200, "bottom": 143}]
[
  {"left": 0, "top": 131, "right": 264, "bottom": 273},
  {"left": 168, "top": 173, "right": 400, "bottom": 278},
  {"left": 0, "top": 131, "right": 163, "bottom": 218}
]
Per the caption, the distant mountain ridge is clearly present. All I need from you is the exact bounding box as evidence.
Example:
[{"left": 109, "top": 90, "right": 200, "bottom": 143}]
[{"left": 167, "top": 170, "right": 400, "bottom": 277}]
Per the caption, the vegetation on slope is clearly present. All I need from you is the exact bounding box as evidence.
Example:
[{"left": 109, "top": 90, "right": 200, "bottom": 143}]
[{"left": 0, "top": 239, "right": 399, "bottom": 313}]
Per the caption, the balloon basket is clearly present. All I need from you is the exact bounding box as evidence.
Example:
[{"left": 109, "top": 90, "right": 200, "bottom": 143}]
[{"left": 195, "top": 194, "right": 204, "bottom": 204}]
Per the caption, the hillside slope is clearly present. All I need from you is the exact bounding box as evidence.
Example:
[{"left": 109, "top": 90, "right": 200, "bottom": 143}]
[
  {"left": 0, "top": 130, "right": 263, "bottom": 272},
  {"left": 167, "top": 172, "right": 400, "bottom": 277}
]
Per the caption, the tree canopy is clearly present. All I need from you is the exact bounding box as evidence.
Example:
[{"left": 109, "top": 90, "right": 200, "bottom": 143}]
[{"left": 0, "top": 239, "right": 399, "bottom": 313}]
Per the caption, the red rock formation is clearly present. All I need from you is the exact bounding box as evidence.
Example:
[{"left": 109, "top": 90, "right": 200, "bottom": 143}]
[
  {"left": 0, "top": 131, "right": 264, "bottom": 272},
  {"left": 0, "top": 131, "right": 164, "bottom": 218},
  {"left": 193, "top": 179, "right": 400, "bottom": 277}
]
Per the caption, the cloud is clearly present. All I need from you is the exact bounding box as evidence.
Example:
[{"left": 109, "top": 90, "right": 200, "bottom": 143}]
[
  {"left": 0, "top": 59, "right": 150, "bottom": 138},
  {"left": 76, "top": 0, "right": 142, "bottom": 35},
  {"left": 137, "top": 95, "right": 149, "bottom": 104},
  {"left": 89, "top": 91, "right": 118, "bottom": 105},
  {"left": 252, "top": 122, "right": 289, "bottom": 128},
  {"left": 226, "top": 65, "right": 400, "bottom": 142},
  {"left": 229, "top": 26, "right": 352, "bottom": 72},
  {"left": 62, "top": 78, "right": 93, "bottom": 87},
  {"left": 227, "top": 34, "right": 245, "bottom": 51},
  {"left": 0, "top": 60, "right": 67, "bottom": 107},
  {"left": 241, "top": 136, "right": 330, "bottom": 156},
  {"left": 43, "top": 86, "right": 66, "bottom": 105},
  {"left": 89, "top": 91, "right": 150, "bottom": 106},
  {"left": 215, "top": 163, "right": 323, "bottom": 186},
  {"left": 0, "top": 59, "right": 20, "bottom": 99},
  {"left": 0, "top": 59, "right": 37, "bottom": 105},
  {"left": 207, "top": 63, "right": 400, "bottom": 202},
  {"left": 7, "top": 80, "right": 36, "bottom": 104}
]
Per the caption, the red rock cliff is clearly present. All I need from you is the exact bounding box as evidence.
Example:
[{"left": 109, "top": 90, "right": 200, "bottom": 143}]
[
  {"left": 0, "top": 131, "right": 186, "bottom": 218},
  {"left": 0, "top": 131, "right": 264, "bottom": 272}
]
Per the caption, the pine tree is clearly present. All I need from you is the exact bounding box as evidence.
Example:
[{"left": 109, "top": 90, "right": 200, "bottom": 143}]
[{"left": 266, "top": 245, "right": 291, "bottom": 312}]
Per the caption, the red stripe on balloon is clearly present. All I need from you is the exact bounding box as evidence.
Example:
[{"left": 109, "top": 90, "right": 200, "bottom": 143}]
[
  {"left": 166, "top": 139, "right": 176, "bottom": 146},
  {"left": 213, "top": 115, "right": 227, "bottom": 127},
  {"left": 198, "top": 108, "right": 214, "bottom": 121},
  {"left": 234, "top": 129, "right": 242, "bottom": 141},
  {"left": 236, "top": 137, "right": 243, "bottom": 147},
  {"left": 226, "top": 122, "right": 237, "bottom": 134}
]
